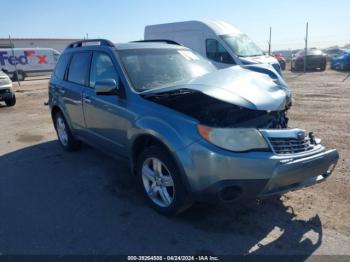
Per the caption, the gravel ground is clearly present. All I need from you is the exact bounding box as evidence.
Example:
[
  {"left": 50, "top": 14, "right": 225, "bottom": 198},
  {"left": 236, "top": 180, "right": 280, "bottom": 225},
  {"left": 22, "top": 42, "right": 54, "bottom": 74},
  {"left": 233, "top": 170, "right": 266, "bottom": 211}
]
[{"left": 0, "top": 70, "right": 349, "bottom": 257}]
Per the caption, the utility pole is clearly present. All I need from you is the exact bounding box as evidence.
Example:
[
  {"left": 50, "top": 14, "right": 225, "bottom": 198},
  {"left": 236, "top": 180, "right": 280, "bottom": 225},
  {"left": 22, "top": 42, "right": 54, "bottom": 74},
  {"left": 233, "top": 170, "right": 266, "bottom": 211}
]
[
  {"left": 268, "top": 26, "right": 272, "bottom": 55},
  {"left": 304, "top": 22, "right": 308, "bottom": 73},
  {"left": 8, "top": 35, "right": 20, "bottom": 87}
]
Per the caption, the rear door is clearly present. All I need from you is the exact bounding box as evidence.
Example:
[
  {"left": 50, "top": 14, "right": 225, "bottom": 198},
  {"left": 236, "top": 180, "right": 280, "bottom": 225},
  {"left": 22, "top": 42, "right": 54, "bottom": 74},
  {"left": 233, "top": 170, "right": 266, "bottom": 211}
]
[
  {"left": 63, "top": 51, "right": 92, "bottom": 132},
  {"left": 82, "top": 51, "right": 129, "bottom": 156}
]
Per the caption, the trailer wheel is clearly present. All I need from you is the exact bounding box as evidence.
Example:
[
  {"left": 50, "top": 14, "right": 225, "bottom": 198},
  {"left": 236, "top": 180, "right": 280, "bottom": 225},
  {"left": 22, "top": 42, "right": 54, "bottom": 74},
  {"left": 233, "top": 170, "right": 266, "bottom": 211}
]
[{"left": 13, "top": 71, "right": 25, "bottom": 81}]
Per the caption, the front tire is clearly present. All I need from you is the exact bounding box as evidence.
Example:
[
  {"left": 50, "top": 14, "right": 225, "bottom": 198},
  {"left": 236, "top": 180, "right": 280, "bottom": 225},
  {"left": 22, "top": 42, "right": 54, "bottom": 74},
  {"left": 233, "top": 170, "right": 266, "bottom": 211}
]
[
  {"left": 54, "top": 111, "right": 80, "bottom": 151},
  {"left": 136, "top": 145, "right": 191, "bottom": 215},
  {"left": 5, "top": 95, "right": 16, "bottom": 107}
]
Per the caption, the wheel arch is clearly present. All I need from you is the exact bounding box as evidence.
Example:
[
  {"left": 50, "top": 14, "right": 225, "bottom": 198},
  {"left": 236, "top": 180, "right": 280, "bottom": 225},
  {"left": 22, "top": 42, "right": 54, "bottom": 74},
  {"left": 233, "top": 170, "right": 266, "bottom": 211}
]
[
  {"left": 50, "top": 104, "right": 74, "bottom": 131},
  {"left": 130, "top": 133, "right": 192, "bottom": 192}
]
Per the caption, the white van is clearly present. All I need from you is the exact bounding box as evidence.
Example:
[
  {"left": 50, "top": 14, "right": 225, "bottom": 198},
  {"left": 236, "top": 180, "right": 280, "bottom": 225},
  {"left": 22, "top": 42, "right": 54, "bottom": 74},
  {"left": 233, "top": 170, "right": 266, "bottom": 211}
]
[
  {"left": 0, "top": 48, "right": 60, "bottom": 81},
  {"left": 145, "top": 20, "right": 281, "bottom": 74}
]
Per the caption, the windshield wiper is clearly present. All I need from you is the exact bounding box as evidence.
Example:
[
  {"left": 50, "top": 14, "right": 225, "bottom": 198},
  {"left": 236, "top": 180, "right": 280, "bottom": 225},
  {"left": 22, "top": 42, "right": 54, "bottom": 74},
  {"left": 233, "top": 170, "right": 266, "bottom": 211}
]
[
  {"left": 239, "top": 54, "right": 263, "bottom": 58},
  {"left": 142, "top": 88, "right": 194, "bottom": 98}
]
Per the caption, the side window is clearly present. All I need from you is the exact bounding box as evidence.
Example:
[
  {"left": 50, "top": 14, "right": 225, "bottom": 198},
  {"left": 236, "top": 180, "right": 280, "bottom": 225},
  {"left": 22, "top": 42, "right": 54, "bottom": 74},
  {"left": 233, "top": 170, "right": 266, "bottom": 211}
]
[
  {"left": 67, "top": 52, "right": 91, "bottom": 85},
  {"left": 90, "top": 52, "right": 119, "bottom": 88},
  {"left": 206, "top": 39, "right": 235, "bottom": 64},
  {"left": 53, "top": 53, "right": 70, "bottom": 80}
]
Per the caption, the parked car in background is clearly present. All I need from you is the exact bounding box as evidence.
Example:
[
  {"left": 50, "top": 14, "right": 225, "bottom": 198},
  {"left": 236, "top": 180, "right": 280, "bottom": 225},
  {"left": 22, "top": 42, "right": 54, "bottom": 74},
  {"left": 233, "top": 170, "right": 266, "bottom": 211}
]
[
  {"left": 0, "top": 48, "right": 60, "bottom": 81},
  {"left": 291, "top": 49, "right": 327, "bottom": 71},
  {"left": 49, "top": 39, "right": 338, "bottom": 215},
  {"left": 323, "top": 47, "right": 345, "bottom": 61},
  {"left": 144, "top": 20, "right": 282, "bottom": 75},
  {"left": 0, "top": 70, "right": 15, "bottom": 106},
  {"left": 273, "top": 53, "right": 286, "bottom": 70},
  {"left": 331, "top": 50, "right": 350, "bottom": 71}
]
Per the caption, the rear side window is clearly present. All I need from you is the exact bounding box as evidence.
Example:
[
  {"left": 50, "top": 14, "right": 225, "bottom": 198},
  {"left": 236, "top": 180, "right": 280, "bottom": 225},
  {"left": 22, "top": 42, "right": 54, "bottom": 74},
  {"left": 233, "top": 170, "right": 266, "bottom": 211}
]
[
  {"left": 53, "top": 53, "right": 70, "bottom": 80},
  {"left": 206, "top": 39, "right": 235, "bottom": 64},
  {"left": 68, "top": 52, "right": 91, "bottom": 85},
  {"left": 90, "top": 52, "right": 119, "bottom": 88}
]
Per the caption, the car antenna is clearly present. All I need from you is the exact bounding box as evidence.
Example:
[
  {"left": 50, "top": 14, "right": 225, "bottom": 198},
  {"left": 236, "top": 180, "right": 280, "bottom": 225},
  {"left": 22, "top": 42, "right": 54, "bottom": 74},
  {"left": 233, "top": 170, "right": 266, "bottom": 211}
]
[{"left": 8, "top": 35, "right": 21, "bottom": 87}]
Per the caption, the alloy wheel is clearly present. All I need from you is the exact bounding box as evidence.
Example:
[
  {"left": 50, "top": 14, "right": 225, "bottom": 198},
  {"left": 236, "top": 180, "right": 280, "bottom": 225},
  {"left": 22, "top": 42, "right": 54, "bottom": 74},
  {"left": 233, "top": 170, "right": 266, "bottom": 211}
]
[
  {"left": 56, "top": 116, "right": 68, "bottom": 146},
  {"left": 141, "top": 157, "right": 175, "bottom": 207}
]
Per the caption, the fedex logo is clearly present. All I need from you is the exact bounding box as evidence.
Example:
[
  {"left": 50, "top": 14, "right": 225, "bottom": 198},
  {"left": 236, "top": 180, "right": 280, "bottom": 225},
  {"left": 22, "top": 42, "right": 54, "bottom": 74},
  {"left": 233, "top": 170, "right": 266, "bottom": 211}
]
[{"left": 0, "top": 51, "right": 47, "bottom": 66}]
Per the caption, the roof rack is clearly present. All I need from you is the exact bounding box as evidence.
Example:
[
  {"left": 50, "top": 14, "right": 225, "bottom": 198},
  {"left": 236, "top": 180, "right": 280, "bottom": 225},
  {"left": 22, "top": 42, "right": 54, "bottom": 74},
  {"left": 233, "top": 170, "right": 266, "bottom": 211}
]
[
  {"left": 67, "top": 39, "right": 114, "bottom": 48},
  {"left": 131, "top": 39, "right": 181, "bottom": 46}
]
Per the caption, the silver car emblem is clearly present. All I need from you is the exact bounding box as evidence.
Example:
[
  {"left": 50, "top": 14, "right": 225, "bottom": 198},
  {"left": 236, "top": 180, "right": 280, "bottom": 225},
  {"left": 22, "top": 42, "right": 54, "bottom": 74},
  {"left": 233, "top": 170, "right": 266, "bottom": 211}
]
[{"left": 296, "top": 131, "right": 305, "bottom": 141}]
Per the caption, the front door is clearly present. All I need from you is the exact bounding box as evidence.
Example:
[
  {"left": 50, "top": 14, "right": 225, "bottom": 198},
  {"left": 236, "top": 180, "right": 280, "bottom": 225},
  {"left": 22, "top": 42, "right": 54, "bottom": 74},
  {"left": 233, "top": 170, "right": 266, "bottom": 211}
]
[
  {"left": 205, "top": 38, "right": 236, "bottom": 69},
  {"left": 82, "top": 51, "right": 129, "bottom": 156}
]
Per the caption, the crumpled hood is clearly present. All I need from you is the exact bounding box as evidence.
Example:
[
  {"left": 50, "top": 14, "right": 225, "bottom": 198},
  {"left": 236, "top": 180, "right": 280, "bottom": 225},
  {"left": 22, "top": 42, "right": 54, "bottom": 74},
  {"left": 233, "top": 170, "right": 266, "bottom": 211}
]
[{"left": 143, "top": 65, "right": 291, "bottom": 111}]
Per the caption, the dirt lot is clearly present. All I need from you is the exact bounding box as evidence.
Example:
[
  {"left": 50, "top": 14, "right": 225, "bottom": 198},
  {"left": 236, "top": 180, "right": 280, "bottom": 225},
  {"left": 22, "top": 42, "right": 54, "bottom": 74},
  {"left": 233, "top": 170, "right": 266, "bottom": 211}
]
[{"left": 0, "top": 70, "right": 349, "bottom": 256}]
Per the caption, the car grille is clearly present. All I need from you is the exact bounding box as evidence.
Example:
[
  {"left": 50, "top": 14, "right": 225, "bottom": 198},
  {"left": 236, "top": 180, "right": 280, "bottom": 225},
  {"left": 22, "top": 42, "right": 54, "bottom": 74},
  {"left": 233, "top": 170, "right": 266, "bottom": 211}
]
[{"left": 268, "top": 137, "right": 314, "bottom": 154}]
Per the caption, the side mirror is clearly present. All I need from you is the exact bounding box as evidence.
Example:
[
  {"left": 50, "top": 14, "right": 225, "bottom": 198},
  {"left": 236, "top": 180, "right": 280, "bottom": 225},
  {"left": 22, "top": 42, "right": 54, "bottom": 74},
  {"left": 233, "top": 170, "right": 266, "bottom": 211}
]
[{"left": 95, "top": 79, "right": 118, "bottom": 95}]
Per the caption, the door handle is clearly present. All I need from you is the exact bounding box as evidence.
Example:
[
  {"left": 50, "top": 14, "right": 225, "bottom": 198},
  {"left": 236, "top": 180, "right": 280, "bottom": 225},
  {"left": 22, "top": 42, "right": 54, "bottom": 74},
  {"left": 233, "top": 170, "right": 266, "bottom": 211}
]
[
  {"left": 83, "top": 96, "right": 92, "bottom": 103},
  {"left": 57, "top": 87, "right": 65, "bottom": 95}
]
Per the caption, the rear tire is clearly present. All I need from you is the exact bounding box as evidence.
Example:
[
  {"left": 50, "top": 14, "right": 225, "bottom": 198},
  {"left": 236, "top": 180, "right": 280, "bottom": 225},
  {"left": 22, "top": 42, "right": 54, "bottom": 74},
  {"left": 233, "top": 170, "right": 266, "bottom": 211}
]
[
  {"left": 13, "top": 70, "right": 25, "bottom": 81},
  {"left": 5, "top": 95, "right": 16, "bottom": 107},
  {"left": 320, "top": 63, "right": 326, "bottom": 71},
  {"left": 53, "top": 111, "right": 80, "bottom": 151},
  {"left": 136, "top": 145, "right": 192, "bottom": 215}
]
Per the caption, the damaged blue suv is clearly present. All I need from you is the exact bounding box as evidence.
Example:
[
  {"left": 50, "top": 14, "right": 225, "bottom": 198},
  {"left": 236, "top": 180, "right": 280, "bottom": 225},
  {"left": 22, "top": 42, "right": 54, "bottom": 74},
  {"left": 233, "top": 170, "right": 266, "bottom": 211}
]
[{"left": 49, "top": 39, "right": 339, "bottom": 215}]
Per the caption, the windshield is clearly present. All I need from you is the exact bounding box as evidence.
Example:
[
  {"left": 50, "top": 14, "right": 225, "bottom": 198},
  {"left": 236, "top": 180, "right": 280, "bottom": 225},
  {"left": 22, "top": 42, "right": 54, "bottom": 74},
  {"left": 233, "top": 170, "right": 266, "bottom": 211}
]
[
  {"left": 220, "top": 34, "right": 264, "bottom": 57},
  {"left": 119, "top": 49, "right": 216, "bottom": 92},
  {"left": 296, "top": 49, "right": 324, "bottom": 56}
]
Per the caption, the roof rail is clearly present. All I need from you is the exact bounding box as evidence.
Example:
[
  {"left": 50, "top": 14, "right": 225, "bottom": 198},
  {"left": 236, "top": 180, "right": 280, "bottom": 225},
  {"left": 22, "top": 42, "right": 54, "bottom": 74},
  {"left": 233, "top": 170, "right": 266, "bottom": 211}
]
[
  {"left": 67, "top": 39, "right": 114, "bottom": 48},
  {"left": 131, "top": 39, "right": 181, "bottom": 46}
]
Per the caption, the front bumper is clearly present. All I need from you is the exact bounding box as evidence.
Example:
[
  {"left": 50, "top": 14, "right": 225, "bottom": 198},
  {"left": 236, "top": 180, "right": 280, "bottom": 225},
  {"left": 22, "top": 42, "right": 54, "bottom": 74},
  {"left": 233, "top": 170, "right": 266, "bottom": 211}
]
[{"left": 177, "top": 141, "right": 339, "bottom": 202}]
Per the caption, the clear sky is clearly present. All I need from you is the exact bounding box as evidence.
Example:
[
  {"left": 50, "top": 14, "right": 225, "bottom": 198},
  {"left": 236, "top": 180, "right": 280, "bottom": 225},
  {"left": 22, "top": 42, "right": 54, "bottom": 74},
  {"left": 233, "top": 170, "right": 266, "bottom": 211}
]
[{"left": 1, "top": 0, "right": 349, "bottom": 51}]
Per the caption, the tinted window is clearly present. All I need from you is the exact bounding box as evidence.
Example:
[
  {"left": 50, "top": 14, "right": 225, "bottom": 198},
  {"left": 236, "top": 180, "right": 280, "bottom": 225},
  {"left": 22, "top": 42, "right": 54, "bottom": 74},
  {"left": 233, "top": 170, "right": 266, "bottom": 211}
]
[
  {"left": 68, "top": 52, "right": 91, "bottom": 85},
  {"left": 90, "top": 52, "right": 119, "bottom": 88},
  {"left": 206, "top": 39, "right": 235, "bottom": 64},
  {"left": 54, "top": 53, "right": 70, "bottom": 80}
]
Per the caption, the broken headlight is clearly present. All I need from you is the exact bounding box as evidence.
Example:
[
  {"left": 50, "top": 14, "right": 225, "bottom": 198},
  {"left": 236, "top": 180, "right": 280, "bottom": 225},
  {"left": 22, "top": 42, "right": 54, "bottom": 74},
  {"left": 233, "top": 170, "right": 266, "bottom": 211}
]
[{"left": 197, "top": 125, "right": 269, "bottom": 152}]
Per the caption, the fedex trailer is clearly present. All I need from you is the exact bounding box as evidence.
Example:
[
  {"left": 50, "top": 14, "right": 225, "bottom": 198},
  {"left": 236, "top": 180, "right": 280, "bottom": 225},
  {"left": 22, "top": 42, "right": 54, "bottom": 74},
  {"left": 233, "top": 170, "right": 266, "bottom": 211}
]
[{"left": 0, "top": 48, "right": 60, "bottom": 81}]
